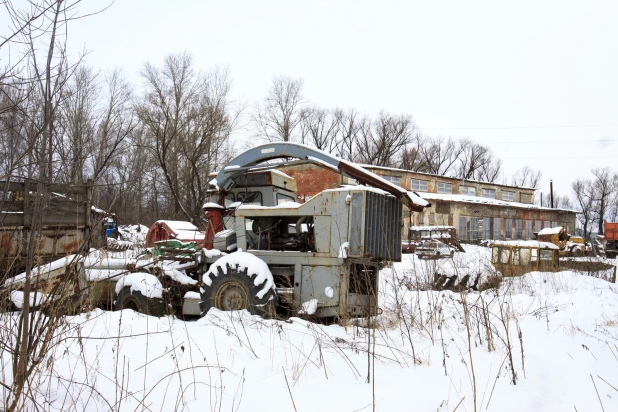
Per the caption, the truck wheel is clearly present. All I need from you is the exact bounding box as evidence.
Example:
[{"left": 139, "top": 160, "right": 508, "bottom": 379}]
[
  {"left": 200, "top": 265, "right": 276, "bottom": 317},
  {"left": 114, "top": 286, "right": 166, "bottom": 317}
]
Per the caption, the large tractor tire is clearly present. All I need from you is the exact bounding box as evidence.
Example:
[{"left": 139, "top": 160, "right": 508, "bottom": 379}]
[
  {"left": 200, "top": 265, "right": 276, "bottom": 318},
  {"left": 114, "top": 286, "right": 166, "bottom": 317}
]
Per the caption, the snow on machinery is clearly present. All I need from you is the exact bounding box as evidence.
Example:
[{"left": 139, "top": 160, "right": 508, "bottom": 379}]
[
  {"left": 3, "top": 143, "right": 430, "bottom": 319},
  {"left": 196, "top": 142, "right": 430, "bottom": 318},
  {"left": 490, "top": 240, "right": 615, "bottom": 282},
  {"left": 145, "top": 220, "right": 206, "bottom": 248},
  {"left": 535, "top": 226, "right": 590, "bottom": 257}
]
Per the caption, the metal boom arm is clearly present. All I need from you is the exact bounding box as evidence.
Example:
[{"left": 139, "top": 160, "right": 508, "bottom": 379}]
[{"left": 214, "top": 143, "right": 429, "bottom": 212}]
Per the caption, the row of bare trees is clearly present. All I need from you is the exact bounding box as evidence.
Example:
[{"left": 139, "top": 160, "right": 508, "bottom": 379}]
[
  {"left": 1, "top": 51, "right": 237, "bottom": 226},
  {"left": 571, "top": 168, "right": 618, "bottom": 239},
  {"left": 253, "top": 76, "right": 503, "bottom": 181}
]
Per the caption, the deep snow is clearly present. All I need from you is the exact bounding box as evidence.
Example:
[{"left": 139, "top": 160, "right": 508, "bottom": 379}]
[{"left": 2, "top": 246, "right": 618, "bottom": 411}]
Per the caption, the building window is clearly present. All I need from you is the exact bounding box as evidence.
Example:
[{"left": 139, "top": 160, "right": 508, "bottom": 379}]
[
  {"left": 435, "top": 213, "right": 449, "bottom": 225},
  {"left": 411, "top": 179, "right": 428, "bottom": 191},
  {"left": 460, "top": 186, "right": 476, "bottom": 196},
  {"left": 237, "top": 191, "right": 262, "bottom": 205},
  {"left": 544, "top": 220, "right": 550, "bottom": 229},
  {"left": 277, "top": 193, "right": 295, "bottom": 204},
  {"left": 505, "top": 219, "right": 513, "bottom": 239},
  {"left": 526, "top": 220, "right": 533, "bottom": 240},
  {"left": 483, "top": 217, "right": 491, "bottom": 240},
  {"left": 429, "top": 213, "right": 435, "bottom": 225},
  {"left": 459, "top": 216, "right": 468, "bottom": 240},
  {"left": 551, "top": 221, "right": 558, "bottom": 228},
  {"left": 503, "top": 191, "right": 514, "bottom": 201},
  {"left": 515, "top": 219, "right": 523, "bottom": 239},
  {"left": 520, "top": 193, "right": 533, "bottom": 204},
  {"left": 419, "top": 213, "right": 424, "bottom": 224},
  {"left": 482, "top": 189, "right": 496, "bottom": 199},
  {"left": 381, "top": 175, "right": 401, "bottom": 186},
  {"left": 535, "top": 220, "right": 542, "bottom": 233},
  {"left": 470, "top": 217, "right": 481, "bottom": 240},
  {"left": 494, "top": 217, "right": 501, "bottom": 240},
  {"left": 437, "top": 182, "right": 452, "bottom": 194}
]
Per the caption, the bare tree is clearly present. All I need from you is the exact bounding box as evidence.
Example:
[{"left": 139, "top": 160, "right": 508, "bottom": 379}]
[
  {"left": 417, "top": 135, "right": 461, "bottom": 175},
  {"left": 136, "top": 54, "right": 236, "bottom": 222},
  {"left": 512, "top": 166, "right": 542, "bottom": 189},
  {"left": 299, "top": 106, "right": 340, "bottom": 153},
  {"left": 542, "top": 192, "right": 573, "bottom": 210},
  {"left": 1, "top": 1, "right": 109, "bottom": 410},
  {"left": 334, "top": 108, "right": 363, "bottom": 160},
  {"left": 455, "top": 139, "right": 501, "bottom": 182},
  {"left": 572, "top": 178, "right": 595, "bottom": 239},
  {"left": 591, "top": 167, "right": 617, "bottom": 235},
  {"left": 253, "top": 75, "right": 304, "bottom": 142},
  {"left": 475, "top": 157, "right": 502, "bottom": 183},
  {"left": 136, "top": 53, "right": 199, "bottom": 220},
  {"left": 356, "top": 112, "right": 415, "bottom": 167},
  {"left": 57, "top": 65, "right": 99, "bottom": 183}
]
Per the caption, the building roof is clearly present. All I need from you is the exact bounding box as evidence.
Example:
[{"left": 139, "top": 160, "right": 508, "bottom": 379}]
[
  {"left": 415, "top": 192, "right": 579, "bottom": 214},
  {"left": 363, "top": 164, "right": 535, "bottom": 191}
]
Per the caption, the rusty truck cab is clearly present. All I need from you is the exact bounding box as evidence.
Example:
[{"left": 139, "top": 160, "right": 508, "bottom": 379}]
[{"left": 491, "top": 240, "right": 560, "bottom": 277}]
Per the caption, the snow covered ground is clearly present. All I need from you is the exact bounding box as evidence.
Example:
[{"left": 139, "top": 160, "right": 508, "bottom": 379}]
[{"left": 2, "top": 246, "right": 618, "bottom": 411}]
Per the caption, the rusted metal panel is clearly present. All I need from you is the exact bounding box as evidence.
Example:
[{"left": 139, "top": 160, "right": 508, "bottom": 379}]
[
  {"left": 0, "top": 180, "right": 104, "bottom": 272},
  {"left": 145, "top": 221, "right": 206, "bottom": 248}
]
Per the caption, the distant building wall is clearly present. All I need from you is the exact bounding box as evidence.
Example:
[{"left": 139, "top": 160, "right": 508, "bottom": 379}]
[
  {"left": 276, "top": 162, "right": 577, "bottom": 241},
  {"left": 277, "top": 163, "right": 345, "bottom": 202}
]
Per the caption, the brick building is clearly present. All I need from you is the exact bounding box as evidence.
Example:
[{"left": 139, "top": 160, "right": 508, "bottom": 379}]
[
  {"left": 363, "top": 165, "right": 578, "bottom": 242},
  {"left": 275, "top": 162, "right": 578, "bottom": 242}
]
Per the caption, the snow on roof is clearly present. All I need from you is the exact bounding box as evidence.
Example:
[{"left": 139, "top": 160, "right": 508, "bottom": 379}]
[
  {"left": 418, "top": 192, "right": 579, "bottom": 213},
  {"left": 156, "top": 220, "right": 199, "bottom": 232},
  {"left": 492, "top": 240, "right": 560, "bottom": 250},
  {"left": 335, "top": 161, "right": 430, "bottom": 208},
  {"left": 538, "top": 226, "right": 564, "bottom": 235},
  {"left": 407, "top": 191, "right": 430, "bottom": 207},
  {"left": 362, "top": 164, "right": 536, "bottom": 191},
  {"left": 172, "top": 230, "right": 205, "bottom": 240}
]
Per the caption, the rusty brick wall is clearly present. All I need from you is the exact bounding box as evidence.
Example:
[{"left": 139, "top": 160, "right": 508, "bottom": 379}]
[{"left": 277, "top": 164, "right": 344, "bottom": 203}]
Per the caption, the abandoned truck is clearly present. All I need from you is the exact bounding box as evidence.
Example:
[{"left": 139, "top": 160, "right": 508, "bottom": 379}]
[
  {"left": 4, "top": 143, "right": 429, "bottom": 319},
  {"left": 0, "top": 180, "right": 110, "bottom": 276}
]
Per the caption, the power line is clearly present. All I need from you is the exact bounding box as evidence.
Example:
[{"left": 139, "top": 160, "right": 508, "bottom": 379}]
[
  {"left": 502, "top": 156, "right": 618, "bottom": 160},
  {"left": 419, "top": 123, "right": 618, "bottom": 131},
  {"left": 445, "top": 139, "right": 616, "bottom": 144}
]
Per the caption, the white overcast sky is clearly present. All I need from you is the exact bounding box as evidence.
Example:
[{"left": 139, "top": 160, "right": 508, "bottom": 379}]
[{"left": 48, "top": 0, "right": 618, "bottom": 196}]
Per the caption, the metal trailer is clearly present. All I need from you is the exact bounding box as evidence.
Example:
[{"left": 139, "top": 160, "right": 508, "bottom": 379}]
[
  {"left": 0, "top": 180, "right": 108, "bottom": 276},
  {"left": 603, "top": 221, "right": 618, "bottom": 258}
]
